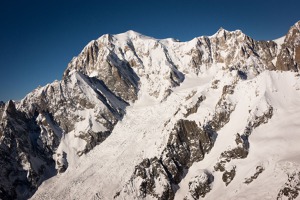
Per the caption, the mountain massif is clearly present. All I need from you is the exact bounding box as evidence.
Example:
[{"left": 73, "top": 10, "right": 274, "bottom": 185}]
[{"left": 1, "top": 21, "right": 300, "bottom": 200}]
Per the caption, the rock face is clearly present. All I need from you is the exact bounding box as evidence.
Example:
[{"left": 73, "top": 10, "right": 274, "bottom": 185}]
[
  {"left": 277, "top": 172, "right": 300, "bottom": 200},
  {"left": 276, "top": 22, "right": 300, "bottom": 71},
  {"left": 187, "top": 171, "right": 214, "bottom": 199},
  {"left": 1, "top": 21, "right": 300, "bottom": 200},
  {"left": 0, "top": 101, "right": 55, "bottom": 199},
  {"left": 119, "top": 120, "right": 215, "bottom": 199},
  {"left": 244, "top": 166, "right": 264, "bottom": 184}
]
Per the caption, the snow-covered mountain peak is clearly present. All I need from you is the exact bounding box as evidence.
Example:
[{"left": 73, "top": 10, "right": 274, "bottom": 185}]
[
  {"left": 293, "top": 20, "right": 300, "bottom": 30},
  {"left": 1, "top": 22, "right": 300, "bottom": 200},
  {"left": 215, "top": 27, "right": 228, "bottom": 35},
  {"left": 112, "top": 30, "right": 155, "bottom": 43},
  {"left": 273, "top": 36, "right": 285, "bottom": 44},
  {"left": 63, "top": 24, "right": 300, "bottom": 103},
  {"left": 210, "top": 27, "right": 246, "bottom": 39},
  {"left": 287, "top": 21, "right": 300, "bottom": 39}
]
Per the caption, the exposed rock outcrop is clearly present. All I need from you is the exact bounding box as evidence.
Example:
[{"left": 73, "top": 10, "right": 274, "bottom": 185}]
[
  {"left": 214, "top": 105, "right": 273, "bottom": 182},
  {"left": 222, "top": 166, "right": 236, "bottom": 186},
  {"left": 0, "top": 101, "right": 56, "bottom": 199},
  {"left": 244, "top": 166, "right": 264, "bottom": 184},
  {"left": 276, "top": 21, "right": 300, "bottom": 71},
  {"left": 277, "top": 172, "right": 300, "bottom": 200},
  {"left": 120, "top": 120, "right": 215, "bottom": 199},
  {"left": 119, "top": 86, "right": 237, "bottom": 199},
  {"left": 186, "top": 171, "right": 214, "bottom": 199}
]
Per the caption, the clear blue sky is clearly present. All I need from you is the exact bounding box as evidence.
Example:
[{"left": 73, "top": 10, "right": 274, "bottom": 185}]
[{"left": 0, "top": 0, "right": 299, "bottom": 102}]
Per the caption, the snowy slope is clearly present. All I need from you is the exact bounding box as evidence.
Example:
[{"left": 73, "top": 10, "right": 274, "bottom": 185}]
[
  {"left": 32, "top": 69, "right": 300, "bottom": 200},
  {"left": 175, "top": 71, "right": 300, "bottom": 200}
]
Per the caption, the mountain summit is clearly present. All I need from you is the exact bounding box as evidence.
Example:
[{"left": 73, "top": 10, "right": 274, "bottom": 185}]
[{"left": 1, "top": 21, "right": 300, "bottom": 200}]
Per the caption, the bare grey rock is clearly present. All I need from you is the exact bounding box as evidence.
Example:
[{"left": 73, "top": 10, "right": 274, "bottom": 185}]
[
  {"left": 276, "top": 21, "right": 300, "bottom": 71},
  {"left": 185, "top": 171, "right": 214, "bottom": 200},
  {"left": 222, "top": 166, "right": 236, "bottom": 186},
  {"left": 215, "top": 106, "right": 273, "bottom": 172},
  {"left": 277, "top": 172, "right": 300, "bottom": 200},
  {"left": 187, "top": 171, "right": 214, "bottom": 199},
  {"left": 244, "top": 166, "right": 264, "bottom": 184},
  {"left": 184, "top": 95, "right": 205, "bottom": 118},
  {"left": 0, "top": 101, "right": 56, "bottom": 199}
]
